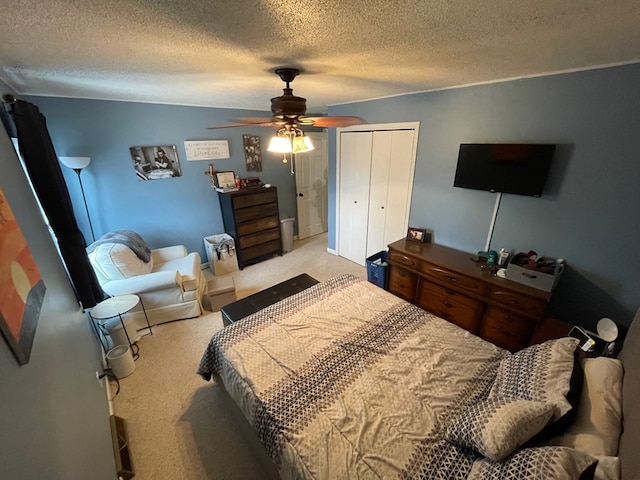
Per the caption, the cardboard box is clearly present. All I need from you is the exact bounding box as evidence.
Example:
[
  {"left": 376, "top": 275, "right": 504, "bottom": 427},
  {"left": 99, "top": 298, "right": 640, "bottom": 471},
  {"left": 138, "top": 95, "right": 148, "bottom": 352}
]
[{"left": 505, "top": 255, "right": 564, "bottom": 292}]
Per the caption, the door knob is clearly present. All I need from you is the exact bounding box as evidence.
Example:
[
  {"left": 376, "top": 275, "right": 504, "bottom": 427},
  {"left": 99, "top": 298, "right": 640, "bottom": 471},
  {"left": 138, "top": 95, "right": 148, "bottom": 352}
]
[{"left": 298, "top": 193, "right": 304, "bottom": 197}]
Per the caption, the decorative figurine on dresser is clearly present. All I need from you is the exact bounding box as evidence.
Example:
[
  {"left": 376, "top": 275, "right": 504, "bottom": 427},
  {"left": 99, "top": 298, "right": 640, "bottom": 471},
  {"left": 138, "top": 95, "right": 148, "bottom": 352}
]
[{"left": 218, "top": 186, "right": 283, "bottom": 269}]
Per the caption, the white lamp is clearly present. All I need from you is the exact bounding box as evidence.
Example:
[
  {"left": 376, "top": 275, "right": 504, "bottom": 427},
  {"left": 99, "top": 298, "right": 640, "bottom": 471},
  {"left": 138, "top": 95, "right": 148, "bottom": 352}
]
[{"left": 59, "top": 156, "right": 95, "bottom": 242}]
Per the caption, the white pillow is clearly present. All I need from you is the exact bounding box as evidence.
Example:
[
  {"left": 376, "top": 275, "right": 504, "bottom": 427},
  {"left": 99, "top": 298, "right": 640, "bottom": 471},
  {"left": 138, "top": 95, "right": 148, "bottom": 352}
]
[
  {"left": 548, "top": 357, "right": 623, "bottom": 457},
  {"left": 90, "top": 243, "right": 154, "bottom": 281}
]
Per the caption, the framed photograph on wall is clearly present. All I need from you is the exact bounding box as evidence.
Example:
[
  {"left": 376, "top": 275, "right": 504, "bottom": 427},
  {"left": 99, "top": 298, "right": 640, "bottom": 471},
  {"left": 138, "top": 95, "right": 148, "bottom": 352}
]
[
  {"left": 130, "top": 145, "right": 181, "bottom": 181},
  {"left": 407, "top": 227, "right": 428, "bottom": 242},
  {"left": 243, "top": 134, "right": 263, "bottom": 172}
]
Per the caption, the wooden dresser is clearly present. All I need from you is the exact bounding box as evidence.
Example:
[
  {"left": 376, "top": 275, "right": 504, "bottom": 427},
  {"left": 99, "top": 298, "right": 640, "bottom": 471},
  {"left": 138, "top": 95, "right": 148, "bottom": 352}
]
[
  {"left": 387, "top": 239, "right": 552, "bottom": 352},
  {"left": 218, "top": 187, "right": 283, "bottom": 269}
]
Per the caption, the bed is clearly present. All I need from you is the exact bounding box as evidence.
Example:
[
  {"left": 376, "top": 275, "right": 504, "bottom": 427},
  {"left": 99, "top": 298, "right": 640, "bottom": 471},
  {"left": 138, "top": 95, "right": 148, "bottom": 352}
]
[{"left": 198, "top": 274, "right": 639, "bottom": 479}]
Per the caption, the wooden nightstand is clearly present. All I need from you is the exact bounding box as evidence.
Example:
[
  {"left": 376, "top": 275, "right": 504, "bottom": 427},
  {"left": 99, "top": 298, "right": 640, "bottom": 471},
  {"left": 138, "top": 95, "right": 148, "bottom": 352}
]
[{"left": 530, "top": 316, "right": 573, "bottom": 346}]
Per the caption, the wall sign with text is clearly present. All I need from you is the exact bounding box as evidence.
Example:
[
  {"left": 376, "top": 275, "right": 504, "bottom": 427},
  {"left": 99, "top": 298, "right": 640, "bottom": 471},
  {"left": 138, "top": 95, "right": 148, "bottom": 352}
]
[{"left": 184, "top": 140, "right": 230, "bottom": 161}]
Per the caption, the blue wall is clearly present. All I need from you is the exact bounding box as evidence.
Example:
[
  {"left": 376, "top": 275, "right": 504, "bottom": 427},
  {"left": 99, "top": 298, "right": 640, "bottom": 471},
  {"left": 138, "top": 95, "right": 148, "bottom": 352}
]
[
  {"left": 25, "top": 97, "right": 298, "bottom": 259},
  {"left": 1, "top": 78, "right": 116, "bottom": 478},
  {"left": 328, "top": 63, "right": 640, "bottom": 329}
]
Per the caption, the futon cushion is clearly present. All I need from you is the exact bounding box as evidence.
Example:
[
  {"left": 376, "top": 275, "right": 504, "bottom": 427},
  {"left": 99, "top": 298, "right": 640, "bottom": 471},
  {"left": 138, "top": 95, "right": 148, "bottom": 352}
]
[{"left": 446, "top": 396, "right": 554, "bottom": 461}]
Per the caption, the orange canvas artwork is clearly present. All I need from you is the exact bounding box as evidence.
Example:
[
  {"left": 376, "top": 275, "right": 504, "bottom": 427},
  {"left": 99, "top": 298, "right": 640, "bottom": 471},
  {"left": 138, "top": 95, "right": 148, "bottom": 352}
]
[{"left": 0, "top": 187, "right": 46, "bottom": 365}]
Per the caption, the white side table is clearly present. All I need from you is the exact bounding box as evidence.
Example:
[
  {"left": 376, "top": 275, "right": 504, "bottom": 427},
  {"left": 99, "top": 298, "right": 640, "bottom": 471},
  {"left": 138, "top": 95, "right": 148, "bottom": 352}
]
[{"left": 89, "top": 294, "right": 152, "bottom": 356}]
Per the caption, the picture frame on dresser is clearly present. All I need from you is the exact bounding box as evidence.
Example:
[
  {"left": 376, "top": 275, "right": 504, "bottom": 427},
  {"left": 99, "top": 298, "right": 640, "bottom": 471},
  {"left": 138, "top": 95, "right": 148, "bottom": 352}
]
[
  {"left": 215, "top": 171, "right": 236, "bottom": 189},
  {"left": 407, "top": 227, "right": 428, "bottom": 242}
]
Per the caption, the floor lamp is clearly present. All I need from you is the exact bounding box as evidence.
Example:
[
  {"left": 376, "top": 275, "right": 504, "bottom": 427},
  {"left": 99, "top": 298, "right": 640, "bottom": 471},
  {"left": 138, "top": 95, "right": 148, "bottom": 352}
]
[{"left": 59, "top": 156, "right": 95, "bottom": 242}]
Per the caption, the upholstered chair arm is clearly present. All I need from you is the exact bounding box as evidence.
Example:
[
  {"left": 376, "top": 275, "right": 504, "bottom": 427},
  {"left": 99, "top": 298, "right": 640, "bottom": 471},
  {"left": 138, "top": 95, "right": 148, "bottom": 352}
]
[
  {"left": 151, "top": 245, "right": 188, "bottom": 264},
  {"left": 102, "top": 271, "right": 182, "bottom": 296}
]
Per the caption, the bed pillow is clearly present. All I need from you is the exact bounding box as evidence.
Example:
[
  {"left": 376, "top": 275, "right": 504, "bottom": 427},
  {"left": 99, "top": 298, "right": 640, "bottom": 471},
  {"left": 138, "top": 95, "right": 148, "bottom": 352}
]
[
  {"left": 489, "top": 337, "right": 580, "bottom": 423},
  {"left": 445, "top": 396, "right": 554, "bottom": 461},
  {"left": 467, "top": 446, "right": 598, "bottom": 480},
  {"left": 547, "top": 357, "right": 623, "bottom": 457}
]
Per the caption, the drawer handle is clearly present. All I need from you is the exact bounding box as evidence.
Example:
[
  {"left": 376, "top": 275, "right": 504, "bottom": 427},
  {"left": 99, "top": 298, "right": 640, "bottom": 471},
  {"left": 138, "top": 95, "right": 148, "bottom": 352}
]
[
  {"left": 444, "top": 275, "right": 458, "bottom": 282},
  {"left": 443, "top": 301, "right": 453, "bottom": 308},
  {"left": 400, "top": 256, "right": 412, "bottom": 265}
]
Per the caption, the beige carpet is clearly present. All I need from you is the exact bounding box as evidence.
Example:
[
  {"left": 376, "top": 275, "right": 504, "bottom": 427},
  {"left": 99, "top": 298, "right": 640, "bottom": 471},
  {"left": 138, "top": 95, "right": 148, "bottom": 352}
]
[{"left": 112, "top": 233, "right": 366, "bottom": 479}]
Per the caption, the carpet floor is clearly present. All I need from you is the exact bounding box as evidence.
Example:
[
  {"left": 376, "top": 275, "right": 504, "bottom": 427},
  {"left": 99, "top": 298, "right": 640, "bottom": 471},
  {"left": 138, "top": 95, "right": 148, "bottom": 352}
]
[{"left": 112, "top": 233, "right": 366, "bottom": 479}]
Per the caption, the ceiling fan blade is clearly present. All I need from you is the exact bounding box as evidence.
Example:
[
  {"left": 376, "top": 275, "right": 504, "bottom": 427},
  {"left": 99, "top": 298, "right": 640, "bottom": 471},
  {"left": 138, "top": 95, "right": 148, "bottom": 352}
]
[
  {"left": 301, "top": 116, "right": 365, "bottom": 128},
  {"left": 207, "top": 117, "right": 276, "bottom": 129}
]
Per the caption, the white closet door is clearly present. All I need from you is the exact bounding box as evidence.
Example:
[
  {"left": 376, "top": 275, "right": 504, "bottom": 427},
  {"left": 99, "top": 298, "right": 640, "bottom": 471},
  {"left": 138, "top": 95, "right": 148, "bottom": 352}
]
[
  {"left": 365, "top": 130, "right": 416, "bottom": 258},
  {"left": 366, "top": 131, "right": 393, "bottom": 258},
  {"left": 338, "top": 132, "right": 372, "bottom": 265},
  {"left": 382, "top": 130, "right": 416, "bottom": 248}
]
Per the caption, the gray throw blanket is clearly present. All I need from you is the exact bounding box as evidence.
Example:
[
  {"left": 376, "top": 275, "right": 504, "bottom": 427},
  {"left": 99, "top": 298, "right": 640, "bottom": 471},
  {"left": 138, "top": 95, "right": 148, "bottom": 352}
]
[{"left": 86, "top": 230, "right": 151, "bottom": 263}]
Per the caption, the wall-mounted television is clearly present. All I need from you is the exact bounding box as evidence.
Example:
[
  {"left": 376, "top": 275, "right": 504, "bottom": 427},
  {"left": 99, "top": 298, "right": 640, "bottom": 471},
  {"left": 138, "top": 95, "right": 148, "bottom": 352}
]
[{"left": 453, "top": 143, "right": 556, "bottom": 197}]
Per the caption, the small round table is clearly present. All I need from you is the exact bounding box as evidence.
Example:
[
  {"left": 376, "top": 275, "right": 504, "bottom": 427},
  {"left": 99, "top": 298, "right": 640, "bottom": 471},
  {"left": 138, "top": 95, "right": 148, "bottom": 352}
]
[{"left": 89, "top": 294, "right": 152, "bottom": 356}]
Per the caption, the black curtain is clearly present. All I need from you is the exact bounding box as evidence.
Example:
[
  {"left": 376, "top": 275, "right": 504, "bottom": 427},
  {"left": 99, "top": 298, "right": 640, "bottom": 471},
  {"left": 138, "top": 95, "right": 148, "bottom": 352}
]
[{"left": 7, "top": 99, "right": 104, "bottom": 309}]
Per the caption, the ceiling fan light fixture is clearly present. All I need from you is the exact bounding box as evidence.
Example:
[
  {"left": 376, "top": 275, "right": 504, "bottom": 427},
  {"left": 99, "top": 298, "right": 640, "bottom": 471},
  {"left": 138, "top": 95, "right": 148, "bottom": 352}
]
[
  {"left": 267, "top": 135, "right": 292, "bottom": 153},
  {"left": 292, "top": 134, "right": 314, "bottom": 154}
]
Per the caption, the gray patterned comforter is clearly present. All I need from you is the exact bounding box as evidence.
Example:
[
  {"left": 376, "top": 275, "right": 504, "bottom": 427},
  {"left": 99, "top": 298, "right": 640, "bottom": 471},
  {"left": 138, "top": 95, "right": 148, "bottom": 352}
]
[{"left": 197, "top": 274, "right": 596, "bottom": 479}]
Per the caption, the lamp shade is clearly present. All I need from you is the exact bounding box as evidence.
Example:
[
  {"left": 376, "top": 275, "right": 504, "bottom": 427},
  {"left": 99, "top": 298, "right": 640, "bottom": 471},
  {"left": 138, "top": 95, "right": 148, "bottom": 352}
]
[
  {"left": 59, "top": 156, "right": 91, "bottom": 169},
  {"left": 292, "top": 135, "right": 314, "bottom": 154},
  {"left": 267, "top": 136, "right": 292, "bottom": 153}
]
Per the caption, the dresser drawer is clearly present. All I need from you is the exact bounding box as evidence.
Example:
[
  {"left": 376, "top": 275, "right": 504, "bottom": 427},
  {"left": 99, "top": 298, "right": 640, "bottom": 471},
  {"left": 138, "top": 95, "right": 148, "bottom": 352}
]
[
  {"left": 388, "top": 265, "right": 418, "bottom": 301},
  {"left": 235, "top": 203, "right": 279, "bottom": 223},
  {"left": 237, "top": 215, "right": 280, "bottom": 236},
  {"left": 479, "top": 305, "right": 537, "bottom": 352},
  {"left": 417, "top": 280, "right": 483, "bottom": 333},
  {"left": 233, "top": 190, "right": 278, "bottom": 209},
  {"left": 238, "top": 227, "right": 280, "bottom": 249},
  {"left": 420, "top": 262, "right": 486, "bottom": 296},
  {"left": 388, "top": 251, "right": 419, "bottom": 269},
  {"left": 240, "top": 238, "right": 281, "bottom": 262},
  {"left": 487, "top": 286, "right": 546, "bottom": 318}
]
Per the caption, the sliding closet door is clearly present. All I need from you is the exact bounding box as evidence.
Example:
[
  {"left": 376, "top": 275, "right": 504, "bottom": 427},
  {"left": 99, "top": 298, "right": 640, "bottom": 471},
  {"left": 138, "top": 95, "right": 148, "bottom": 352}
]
[
  {"left": 366, "top": 129, "right": 416, "bottom": 258},
  {"left": 338, "top": 132, "right": 372, "bottom": 265}
]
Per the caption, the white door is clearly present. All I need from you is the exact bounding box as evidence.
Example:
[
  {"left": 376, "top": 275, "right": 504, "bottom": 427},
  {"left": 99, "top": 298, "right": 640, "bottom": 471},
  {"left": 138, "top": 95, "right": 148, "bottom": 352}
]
[
  {"left": 337, "top": 122, "right": 419, "bottom": 265},
  {"left": 295, "top": 132, "right": 328, "bottom": 239},
  {"left": 366, "top": 129, "right": 416, "bottom": 257},
  {"left": 338, "top": 132, "right": 373, "bottom": 265}
]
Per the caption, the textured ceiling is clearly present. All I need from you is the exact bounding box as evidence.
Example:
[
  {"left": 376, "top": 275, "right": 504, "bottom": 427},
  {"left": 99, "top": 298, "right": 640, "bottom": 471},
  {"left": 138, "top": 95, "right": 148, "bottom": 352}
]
[{"left": 1, "top": 0, "right": 639, "bottom": 113}]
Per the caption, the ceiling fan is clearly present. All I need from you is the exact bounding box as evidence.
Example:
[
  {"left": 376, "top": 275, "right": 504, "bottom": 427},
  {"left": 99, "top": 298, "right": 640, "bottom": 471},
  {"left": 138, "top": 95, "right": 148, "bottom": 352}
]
[{"left": 207, "top": 67, "right": 364, "bottom": 131}]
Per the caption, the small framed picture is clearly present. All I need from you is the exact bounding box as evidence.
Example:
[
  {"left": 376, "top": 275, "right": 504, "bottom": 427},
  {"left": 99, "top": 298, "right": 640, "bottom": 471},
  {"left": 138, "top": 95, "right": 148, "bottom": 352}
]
[
  {"left": 407, "top": 227, "right": 428, "bottom": 242},
  {"left": 215, "top": 171, "right": 235, "bottom": 189}
]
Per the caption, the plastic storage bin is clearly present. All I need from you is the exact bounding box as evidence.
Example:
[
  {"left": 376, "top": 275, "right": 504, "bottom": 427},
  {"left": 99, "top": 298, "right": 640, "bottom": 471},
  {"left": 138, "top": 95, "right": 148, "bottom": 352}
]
[
  {"left": 280, "top": 218, "right": 295, "bottom": 253},
  {"left": 366, "top": 251, "right": 388, "bottom": 289},
  {"left": 203, "top": 233, "right": 239, "bottom": 275}
]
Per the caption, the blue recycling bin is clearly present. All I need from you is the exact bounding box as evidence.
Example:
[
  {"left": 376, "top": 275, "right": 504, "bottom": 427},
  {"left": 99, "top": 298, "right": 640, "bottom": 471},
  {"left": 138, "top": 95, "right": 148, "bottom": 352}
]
[{"left": 366, "top": 251, "right": 388, "bottom": 289}]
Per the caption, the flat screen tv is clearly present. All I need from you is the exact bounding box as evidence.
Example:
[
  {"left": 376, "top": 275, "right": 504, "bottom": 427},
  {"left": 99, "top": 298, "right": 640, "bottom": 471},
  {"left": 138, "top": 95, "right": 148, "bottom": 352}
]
[{"left": 453, "top": 143, "right": 556, "bottom": 197}]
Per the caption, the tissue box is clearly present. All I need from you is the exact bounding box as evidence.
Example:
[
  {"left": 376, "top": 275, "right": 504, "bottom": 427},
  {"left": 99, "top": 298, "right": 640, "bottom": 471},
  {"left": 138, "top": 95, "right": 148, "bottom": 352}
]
[{"left": 505, "top": 255, "right": 564, "bottom": 292}]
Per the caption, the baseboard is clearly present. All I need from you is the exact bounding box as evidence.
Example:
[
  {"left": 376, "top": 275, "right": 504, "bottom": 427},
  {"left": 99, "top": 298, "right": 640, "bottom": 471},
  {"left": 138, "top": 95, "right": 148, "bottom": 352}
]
[{"left": 327, "top": 247, "right": 337, "bottom": 255}]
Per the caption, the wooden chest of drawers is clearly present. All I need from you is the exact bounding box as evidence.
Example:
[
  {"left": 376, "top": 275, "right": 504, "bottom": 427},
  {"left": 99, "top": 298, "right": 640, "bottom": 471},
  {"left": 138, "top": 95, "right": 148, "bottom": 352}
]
[
  {"left": 387, "top": 239, "right": 552, "bottom": 352},
  {"left": 218, "top": 187, "right": 283, "bottom": 269}
]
